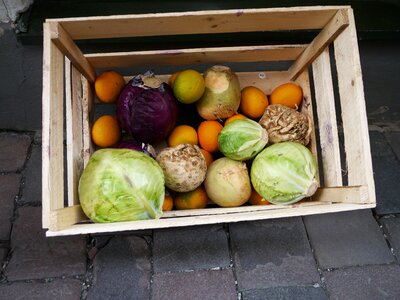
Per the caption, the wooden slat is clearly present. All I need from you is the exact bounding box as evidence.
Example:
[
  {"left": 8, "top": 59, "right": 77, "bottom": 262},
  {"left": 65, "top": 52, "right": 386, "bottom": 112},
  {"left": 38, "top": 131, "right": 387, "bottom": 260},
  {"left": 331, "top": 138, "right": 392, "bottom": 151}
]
[
  {"left": 47, "top": 7, "right": 348, "bottom": 40},
  {"left": 312, "top": 185, "right": 369, "bottom": 203},
  {"left": 334, "top": 8, "right": 376, "bottom": 204},
  {"left": 45, "top": 185, "right": 367, "bottom": 233},
  {"left": 86, "top": 45, "right": 307, "bottom": 69},
  {"left": 66, "top": 64, "right": 85, "bottom": 206},
  {"left": 296, "top": 70, "right": 320, "bottom": 184},
  {"left": 46, "top": 201, "right": 374, "bottom": 236},
  {"left": 48, "top": 22, "right": 96, "bottom": 83},
  {"left": 312, "top": 48, "right": 342, "bottom": 186},
  {"left": 82, "top": 77, "right": 94, "bottom": 166},
  {"left": 42, "top": 23, "right": 65, "bottom": 228},
  {"left": 164, "top": 186, "right": 368, "bottom": 217},
  {"left": 49, "top": 205, "right": 87, "bottom": 231},
  {"left": 288, "top": 9, "right": 349, "bottom": 80}
]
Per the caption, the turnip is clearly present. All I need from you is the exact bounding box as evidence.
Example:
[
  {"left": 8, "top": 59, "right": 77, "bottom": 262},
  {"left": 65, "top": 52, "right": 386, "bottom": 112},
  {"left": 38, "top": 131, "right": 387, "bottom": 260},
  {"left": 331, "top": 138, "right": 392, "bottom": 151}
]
[
  {"left": 204, "top": 157, "right": 251, "bottom": 207},
  {"left": 196, "top": 65, "right": 241, "bottom": 120}
]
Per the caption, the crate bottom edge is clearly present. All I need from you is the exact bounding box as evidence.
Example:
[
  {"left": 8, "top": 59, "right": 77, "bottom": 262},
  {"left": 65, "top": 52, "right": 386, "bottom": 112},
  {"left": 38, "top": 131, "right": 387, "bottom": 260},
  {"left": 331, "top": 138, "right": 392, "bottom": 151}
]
[{"left": 45, "top": 202, "right": 375, "bottom": 237}]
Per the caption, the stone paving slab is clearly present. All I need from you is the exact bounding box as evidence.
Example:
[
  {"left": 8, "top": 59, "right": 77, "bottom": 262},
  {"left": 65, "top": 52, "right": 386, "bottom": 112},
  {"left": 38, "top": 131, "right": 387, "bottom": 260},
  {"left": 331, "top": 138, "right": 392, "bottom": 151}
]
[
  {"left": 19, "top": 144, "right": 41, "bottom": 204},
  {"left": 0, "top": 132, "right": 31, "bottom": 172},
  {"left": 87, "top": 235, "right": 151, "bottom": 300},
  {"left": 151, "top": 269, "right": 237, "bottom": 300},
  {"left": 5, "top": 206, "right": 86, "bottom": 281},
  {"left": 230, "top": 218, "right": 320, "bottom": 291},
  {"left": 369, "top": 131, "right": 400, "bottom": 214},
  {"left": 381, "top": 215, "right": 400, "bottom": 259},
  {"left": 0, "top": 174, "right": 20, "bottom": 240},
  {"left": 153, "top": 225, "right": 230, "bottom": 273},
  {"left": 241, "top": 286, "right": 328, "bottom": 300},
  {"left": 0, "top": 279, "right": 82, "bottom": 300},
  {"left": 324, "top": 264, "right": 400, "bottom": 299},
  {"left": 303, "top": 210, "right": 394, "bottom": 269}
]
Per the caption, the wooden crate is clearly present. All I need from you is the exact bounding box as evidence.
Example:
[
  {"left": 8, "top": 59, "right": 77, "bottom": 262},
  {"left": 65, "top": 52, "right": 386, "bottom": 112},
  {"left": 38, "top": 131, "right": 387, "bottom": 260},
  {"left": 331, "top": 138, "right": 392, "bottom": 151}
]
[{"left": 42, "top": 6, "right": 375, "bottom": 236}]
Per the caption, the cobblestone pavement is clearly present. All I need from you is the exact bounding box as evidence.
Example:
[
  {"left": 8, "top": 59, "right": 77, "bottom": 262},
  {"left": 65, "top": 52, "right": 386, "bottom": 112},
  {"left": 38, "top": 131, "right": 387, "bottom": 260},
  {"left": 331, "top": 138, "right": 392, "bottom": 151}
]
[{"left": 0, "top": 129, "right": 399, "bottom": 299}]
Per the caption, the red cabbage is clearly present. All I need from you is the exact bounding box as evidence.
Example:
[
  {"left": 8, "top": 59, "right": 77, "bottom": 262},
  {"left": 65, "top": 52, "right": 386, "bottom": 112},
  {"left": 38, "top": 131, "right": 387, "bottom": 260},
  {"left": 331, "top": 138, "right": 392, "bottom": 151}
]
[{"left": 117, "top": 72, "right": 178, "bottom": 143}]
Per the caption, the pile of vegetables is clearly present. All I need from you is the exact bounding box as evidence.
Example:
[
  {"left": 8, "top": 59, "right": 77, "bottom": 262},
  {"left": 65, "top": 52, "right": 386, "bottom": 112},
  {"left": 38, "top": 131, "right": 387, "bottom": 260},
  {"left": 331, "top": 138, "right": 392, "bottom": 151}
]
[{"left": 79, "top": 65, "right": 318, "bottom": 223}]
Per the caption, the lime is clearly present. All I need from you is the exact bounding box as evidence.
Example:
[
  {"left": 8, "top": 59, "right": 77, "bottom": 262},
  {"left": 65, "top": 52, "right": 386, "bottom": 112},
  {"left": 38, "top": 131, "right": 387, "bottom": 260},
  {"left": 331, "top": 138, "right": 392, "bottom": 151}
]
[{"left": 173, "top": 70, "right": 205, "bottom": 104}]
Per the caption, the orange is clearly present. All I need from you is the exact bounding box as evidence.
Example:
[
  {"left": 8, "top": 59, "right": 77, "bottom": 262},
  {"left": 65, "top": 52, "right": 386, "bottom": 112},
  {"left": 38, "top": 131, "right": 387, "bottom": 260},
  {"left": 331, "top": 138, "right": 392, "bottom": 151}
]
[
  {"left": 162, "top": 194, "right": 174, "bottom": 211},
  {"left": 174, "top": 186, "right": 208, "bottom": 210},
  {"left": 200, "top": 148, "right": 213, "bottom": 167},
  {"left": 248, "top": 189, "right": 270, "bottom": 205},
  {"left": 168, "top": 71, "right": 181, "bottom": 87},
  {"left": 239, "top": 86, "right": 269, "bottom": 119},
  {"left": 173, "top": 70, "right": 205, "bottom": 104},
  {"left": 91, "top": 115, "right": 121, "bottom": 148},
  {"left": 197, "top": 120, "right": 223, "bottom": 153},
  {"left": 269, "top": 82, "right": 303, "bottom": 109},
  {"left": 168, "top": 125, "right": 198, "bottom": 147},
  {"left": 224, "top": 113, "right": 247, "bottom": 126},
  {"left": 94, "top": 70, "right": 125, "bottom": 103}
]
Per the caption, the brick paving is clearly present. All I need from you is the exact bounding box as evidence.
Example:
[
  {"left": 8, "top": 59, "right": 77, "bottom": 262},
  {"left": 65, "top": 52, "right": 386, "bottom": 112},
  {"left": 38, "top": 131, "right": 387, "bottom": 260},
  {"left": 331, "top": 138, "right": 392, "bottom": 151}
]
[
  {"left": 0, "top": 129, "right": 399, "bottom": 299},
  {"left": 5, "top": 206, "right": 87, "bottom": 281},
  {"left": 324, "top": 264, "right": 400, "bottom": 299},
  {"left": 0, "top": 174, "right": 20, "bottom": 240},
  {"left": 0, "top": 132, "right": 31, "bottom": 172},
  {"left": 19, "top": 144, "right": 42, "bottom": 205},
  {"left": 151, "top": 269, "right": 237, "bottom": 300},
  {"left": 0, "top": 279, "right": 83, "bottom": 300},
  {"left": 304, "top": 210, "right": 394, "bottom": 269},
  {"left": 369, "top": 131, "right": 400, "bottom": 214},
  {"left": 86, "top": 235, "right": 151, "bottom": 300},
  {"left": 230, "top": 218, "right": 320, "bottom": 291},
  {"left": 381, "top": 215, "right": 400, "bottom": 260},
  {"left": 153, "top": 225, "right": 230, "bottom": 273},
  {"left": 241, "top": 286, "right": 328, "bottom": 300}
]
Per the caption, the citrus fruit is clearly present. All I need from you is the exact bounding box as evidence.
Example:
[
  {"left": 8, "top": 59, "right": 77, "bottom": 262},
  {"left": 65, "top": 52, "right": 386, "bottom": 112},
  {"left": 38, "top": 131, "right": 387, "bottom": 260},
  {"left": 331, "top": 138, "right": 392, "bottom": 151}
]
[
  {"left": 224, "top": 113, "right": 247, "bottom": 126},
  {"left": 270, "top": 82, "right": 303, "bottom": 109},
  {"left": 168, "top": 125, "right": 198, "bottom": 147},
  {"left": 174, "top": 186, "right": 208, "bottom": 210},
  {"left": 162, "top": 194, "right": 174, "bottom": 211},
  {"left": 200, "top": 148, "right": 214, "bottom": 167},
  {"left": 91, "top": 115, "right": 121, "bottom": 148},
  {"left": 173, "top": 69, "right": 205, "bottom": 104},
  {"left": 248, "top": 189, "right": 270, "bottom": 205},
  {"left": 197, "top": 120, "right": 223, "bottom": 153},
  {"left": 239, "top": 86, "right": 269, "bottom": 119},
  {"left": 94, "top": 70, "right": 125, "bottom": 103},
  {"left": 168, "top": 71, "right": 181, "bottom": 87}
]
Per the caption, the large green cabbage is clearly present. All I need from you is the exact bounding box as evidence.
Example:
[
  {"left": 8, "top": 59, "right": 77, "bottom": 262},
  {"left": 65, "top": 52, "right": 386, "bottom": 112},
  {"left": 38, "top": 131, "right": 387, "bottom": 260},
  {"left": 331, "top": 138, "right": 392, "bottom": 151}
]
[
  {"left": 250, "top": 142, "right": 318, "bottom": 205},
  {"left": 218, "top": 119, "right": 268, "bottom": 161},
  {"left": 79, "top": 148, "right": 165, "bottom": 222}
]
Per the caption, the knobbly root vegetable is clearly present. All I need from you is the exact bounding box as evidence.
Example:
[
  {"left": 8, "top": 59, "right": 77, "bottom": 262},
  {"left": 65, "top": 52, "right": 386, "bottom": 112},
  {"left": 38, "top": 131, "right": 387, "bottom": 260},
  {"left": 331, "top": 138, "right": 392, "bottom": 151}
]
[
  {"left": 156, "top": 144, "right": 207, "bottom": 192},
  {"left": 259, "top": 104, "right": 312, "bottom": 146}
]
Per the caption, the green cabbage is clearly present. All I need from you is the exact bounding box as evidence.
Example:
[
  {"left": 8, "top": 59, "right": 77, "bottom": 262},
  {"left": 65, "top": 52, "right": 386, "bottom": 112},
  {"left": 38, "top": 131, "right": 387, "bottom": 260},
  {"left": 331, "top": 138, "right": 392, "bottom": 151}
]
[
  {"left": 79, "top": 148, "right": 165, "bottom": 222},
  {"left": 250, "top": 142, "right": 318, "bottom": 205},
  {"left": 218, "top": 119, "right": 268, "bottom": 161}
]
